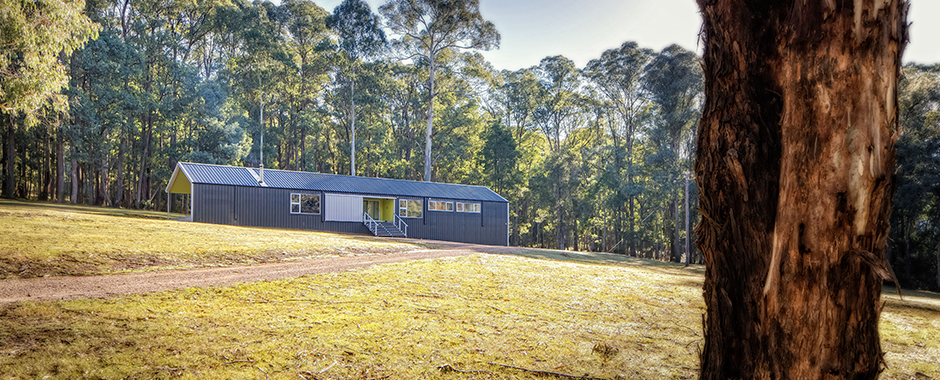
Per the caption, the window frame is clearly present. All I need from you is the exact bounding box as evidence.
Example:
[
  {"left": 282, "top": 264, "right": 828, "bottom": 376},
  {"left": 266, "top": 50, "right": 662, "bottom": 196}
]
[
  {"left": 290, "top": 192, "right": 321, "bottom": 215},
  {"left": 455, "top": 201, "right": 481, "bottom": 213},
  {"left": 428, "top": 199, "right": 454, "bottom": 212},
  {"left": 398, "top": 198, "right": 424, "bottom": 218}
]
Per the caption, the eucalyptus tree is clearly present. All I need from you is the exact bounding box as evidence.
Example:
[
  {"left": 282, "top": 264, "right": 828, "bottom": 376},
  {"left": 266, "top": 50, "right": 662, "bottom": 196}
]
[
  {"left": 530, "top": 55, "right": 588, "bottom": 249},
  {"left": 644, "top": 44, "right": 702, "bottom": 162},
  {"left": 221, "top": 0, "right": 285, "bottom": 171},
  {"left": 892, "top": 64, "right": 940, "bottom": 290},
  {"left": 328, "top": 0, "right": 385, "bottom": 176},
  {"left": 500, "top": 68, "right": 542, "bottom": 141},
  {"left": 533, "top": 55, "right": 584, "bottom": 152},
  {"left": 695, "top": 1, "right": 907, "bottom": 378},
  {"left": 66, "top": 29, "right": 145, "bottom": 207},
  {"left": 584, "top": 41, "right": 655, "bottom": 256},
  {"left": 1, "top": 0, "right": 98, "bottom": 198},
  {"left": 478, "top": 120, "right": 518, "bottom": 202},
  {"left": 384, "top": 61, "right": 427, "bottom": 180},
  {"left": 278, "top": 0, "right": 331, "bottom": 171},
  {"left": 643, "top": 44, "right": 703, "bottom": 262},
  {"left": 379, "top": 0, "right": 499, "bottom": 181}
]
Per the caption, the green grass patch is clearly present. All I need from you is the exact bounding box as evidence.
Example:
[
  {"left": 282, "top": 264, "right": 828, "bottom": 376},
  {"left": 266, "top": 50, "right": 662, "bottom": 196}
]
[
  {"left": 0, "top": 200, "right": 426, "bottom": 278},
  {"left": 1, "top": 254, "right": 935, "bottom": 379}
]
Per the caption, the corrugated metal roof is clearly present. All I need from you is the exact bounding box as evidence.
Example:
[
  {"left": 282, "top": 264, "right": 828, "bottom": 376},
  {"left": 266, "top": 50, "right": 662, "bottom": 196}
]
[
  {"left": 173, "top": 162, "right": 508, "bottom": 203},
  {"left": 178, "top": 162, "right": 259, "bottom": 187}
]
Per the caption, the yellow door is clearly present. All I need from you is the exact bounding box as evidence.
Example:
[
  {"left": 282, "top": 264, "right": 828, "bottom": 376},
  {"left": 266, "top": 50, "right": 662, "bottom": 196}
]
[{"left": 380, "top": 198, "right": 394, "bottom": 221}]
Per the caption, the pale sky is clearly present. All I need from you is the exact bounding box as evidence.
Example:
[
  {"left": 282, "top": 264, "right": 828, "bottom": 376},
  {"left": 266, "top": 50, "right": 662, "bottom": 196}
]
[{"left": 311, "top": 0, "right": 940, "bottom": 71}]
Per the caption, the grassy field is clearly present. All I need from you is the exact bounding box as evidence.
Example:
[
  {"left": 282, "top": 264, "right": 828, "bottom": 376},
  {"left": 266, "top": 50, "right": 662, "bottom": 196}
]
[
  {"left": 0, "top": 200, "right": 426, "bottom": 278},
  {"left": 0, "top": 201, "right": 937, "bottom": 379}
]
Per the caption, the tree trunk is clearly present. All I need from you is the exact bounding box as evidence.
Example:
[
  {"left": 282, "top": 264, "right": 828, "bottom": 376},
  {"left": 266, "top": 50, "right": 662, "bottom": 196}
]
[
  {"left": 136, "top": 113, "right": 153, "bottom": 209},
  {"left": 115, "top": 137, "right": 126, "bottom": 208},
  {"left": 904, "top": 216, "right": 912, "bottom": 281},
  {"left": 665, "top": 199, "right": 677, "bottom": 262},
  {"left": 39, "top": 129, "right": 51, "bottom": 201},
  {"left": 685, "top": 172, "right": 691, "bottom": 267},
  {"left": 935, "top": 239, "right": 940, "bottom": 291},
  {"left": 70, "top": 153, "right": 78, "bottom": 204},
  {"left": 424, "top": 60, "right": 435, "bottom": 182},
  {"left": 673, "top": 197, "right": 681, "bottom": 262},
  {"left": 17, "top": 138, "right": 27, "bottom": 198},
  {"left": 628, "top": 194, "right": 637, "bottom": 256},
  {"left": 3, "top": 115, "right": 14, "bottom": 199},
  {"left": 695, "top": 1, "right": 907, "bottom": 378},
  {"left": 936, "top": 240, "right": 940, "bottom": 291},
  {"left": 555, "top": 183, "right": 565, "bottom": 250},
  {"left": 350, "top": 66, "right": 357, "bottom": 177},
  {"left": 56, "top": 129, "right": 64, "bottom": 203}
]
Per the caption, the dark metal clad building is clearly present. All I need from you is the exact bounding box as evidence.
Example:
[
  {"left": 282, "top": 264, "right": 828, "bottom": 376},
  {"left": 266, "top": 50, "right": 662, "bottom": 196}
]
[{"left": 166, "top": 162, "right": 509, "bottom": 246}]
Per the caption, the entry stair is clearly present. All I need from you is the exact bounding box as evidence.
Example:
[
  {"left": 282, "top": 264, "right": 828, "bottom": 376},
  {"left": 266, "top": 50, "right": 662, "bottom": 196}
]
[{"left": 364, "top": 213, "right": 407, "bottom": 238}]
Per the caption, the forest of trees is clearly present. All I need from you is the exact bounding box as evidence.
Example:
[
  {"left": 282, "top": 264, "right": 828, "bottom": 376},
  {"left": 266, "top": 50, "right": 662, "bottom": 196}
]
[{"left": 1, "top": 0, "right": 937, "bottom": 290}]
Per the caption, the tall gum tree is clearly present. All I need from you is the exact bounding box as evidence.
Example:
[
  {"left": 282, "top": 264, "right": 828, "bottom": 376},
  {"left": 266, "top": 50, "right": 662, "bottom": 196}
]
[
  {"left": 379, "top": 0, "right": 499, "bottom": 181},
  {"left": 328, "top": 0, "right": 385, "bottom": 177},
  {"left": 0, "top": 0, "right": 99, "bottom": 198},
  {"left": 695, "top": 0, "right": 908, "bottom": 378},
  {"left": 584, "top": 42, "right": 655, "bottom": 257}
]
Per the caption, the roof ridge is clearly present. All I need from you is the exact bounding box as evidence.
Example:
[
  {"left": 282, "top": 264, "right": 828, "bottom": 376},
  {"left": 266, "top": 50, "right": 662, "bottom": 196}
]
[
  {"left": 191, "top": 162, "right": 490, "bottom": 189},
  {"left": 176, "top": 162, "right": 507, "bottom": 202}
]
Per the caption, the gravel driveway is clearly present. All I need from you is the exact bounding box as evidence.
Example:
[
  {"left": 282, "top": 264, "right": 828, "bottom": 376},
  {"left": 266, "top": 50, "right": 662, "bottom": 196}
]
[{"left": 0, "top": 244, "right": 519, "bottom": 305}]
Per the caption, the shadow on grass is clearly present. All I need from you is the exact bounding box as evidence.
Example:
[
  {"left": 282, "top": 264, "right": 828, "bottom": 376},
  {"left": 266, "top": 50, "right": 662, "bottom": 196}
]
[
  {"left": 499, "top": 246, "right": 701, "bottom": 269},
  {"left": 883, "top": 284, "right": 940, "bottom": 314},
  {"left": 485, "top": 246, "right": 707, "bottom": 290}
]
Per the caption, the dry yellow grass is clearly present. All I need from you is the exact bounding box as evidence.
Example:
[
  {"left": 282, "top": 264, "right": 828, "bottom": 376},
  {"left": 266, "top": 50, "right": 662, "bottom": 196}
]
[
  {"left": 0, "top": 200, "right": 425, "bottom": 278},
  {"left": 881, "top": 289, "right": 940, "bottom": 378},
  {"left": 0, "top": 254, "right": 705, "bottom": 379},
  {"left": 0, "top": 253, "right": 935, "bottom": 379}
]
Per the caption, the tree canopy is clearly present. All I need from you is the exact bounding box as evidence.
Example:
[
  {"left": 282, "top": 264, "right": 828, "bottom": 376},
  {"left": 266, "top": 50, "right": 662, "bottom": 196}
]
[{"left": 380, "top": 0, "right": 499, "bottom": 181}]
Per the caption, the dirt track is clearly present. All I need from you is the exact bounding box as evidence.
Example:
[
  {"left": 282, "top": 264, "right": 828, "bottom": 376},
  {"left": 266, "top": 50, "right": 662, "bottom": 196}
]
[{"left": 0, "top": 244, "right": 517, "bottom": 305}]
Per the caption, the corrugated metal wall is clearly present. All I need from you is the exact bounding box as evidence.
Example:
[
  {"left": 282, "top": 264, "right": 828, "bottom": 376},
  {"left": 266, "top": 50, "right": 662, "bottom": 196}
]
[
  {"left": 193, "top": 184, "right": 235, "bottom": 224},
  {"left": 324, "top": 193, "right": 364, "bottom": 222},
  {"left": 409, "top": 200, "right": 508, "bottom": 245},
  {"left": 192, "top": 185, "right": 509, "bottom": 245}
]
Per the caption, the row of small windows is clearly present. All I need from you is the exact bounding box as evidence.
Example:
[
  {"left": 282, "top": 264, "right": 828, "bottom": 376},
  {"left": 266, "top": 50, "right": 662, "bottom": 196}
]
[
  {"left": 456, "top": 202, "right": 480, "bottom": 213},
  {"left": 290, "top": 193, "right": 479, "bottom": 217},
  {"left": 428, "top": 200, "right": 453, "bottom": 211},
  {"left": 429, "top": 200, "right": 480, "bottom": 213}
]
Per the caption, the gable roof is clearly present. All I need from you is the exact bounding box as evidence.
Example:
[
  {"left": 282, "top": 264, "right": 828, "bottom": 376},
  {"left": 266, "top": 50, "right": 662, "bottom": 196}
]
[{"left": 167, "top": 162, "right": 508, "bottom": 203}]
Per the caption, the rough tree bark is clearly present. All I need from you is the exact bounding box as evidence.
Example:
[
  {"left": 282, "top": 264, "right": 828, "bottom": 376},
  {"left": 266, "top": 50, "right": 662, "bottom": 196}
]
[{"left": 695, "top": 1, "right": 907, "bottom": 378}]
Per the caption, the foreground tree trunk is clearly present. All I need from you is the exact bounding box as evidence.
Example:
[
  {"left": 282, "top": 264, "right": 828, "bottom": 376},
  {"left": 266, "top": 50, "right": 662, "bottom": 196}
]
[{"left": 695, "top": 1, "right": 907, "bottom": 378}]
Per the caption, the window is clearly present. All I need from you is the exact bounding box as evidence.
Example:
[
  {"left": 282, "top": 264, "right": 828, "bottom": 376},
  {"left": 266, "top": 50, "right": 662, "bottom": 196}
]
[
  {"left": 456, "top": 201, "right": 480, "bottom": 213},
  {"left": 398, "top": 199, "right": 423, "bottom": 218},
  {"left": 290, "top": 193, "right": 320, "bottom": 214},
  {"left": 428, "top": 200, "right": 453, "bottom": 212}
]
